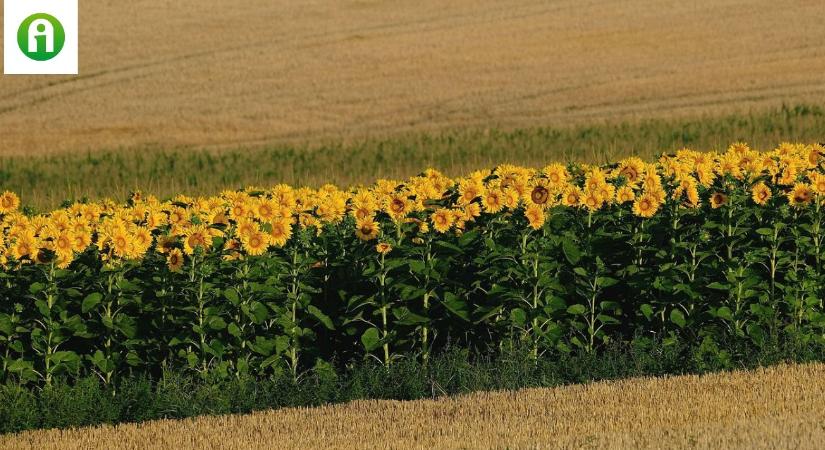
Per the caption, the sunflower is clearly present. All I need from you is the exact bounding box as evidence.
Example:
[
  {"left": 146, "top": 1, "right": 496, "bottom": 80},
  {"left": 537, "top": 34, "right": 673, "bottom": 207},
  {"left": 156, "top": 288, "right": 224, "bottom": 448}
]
[
  {"left": 462, "top": 202, "right": 481, "bottom": 221},
  {"left": 269, "top": 217, "right": 293, "bottom": 247},
  {"left": 583, "top": 191, "right": 603, "bottom": 211},
  {"left": 632, "top": 194, "right": 659, "bottom": 218},
  {"left": 542, "top": 163, "right": 568, "bottom": 189},
  {"left": 72, "top": 228, "right": 92, "bottom": 252},
  {"left": 355, "top": 218, "right": 380, "bottom": 241},
  {"left": 596, "top": 184, "right": 615, "bottom": 204},
  {"left": 183, "top": 225, "right": 210, "bottom": 255},
  {"left": 696, "top": 163, "right": 716, "bottom": 188},
  {"left": 431, "top": 208, "right": 454, "bottom": 233},
  {"left": 167, "top": 248, "right": 185, "bottom": 272},
  {"left": 131, "top": 227, "right": 153, "bottom": 258},
  {"left": 561, "top": 186, "right": 582, "bottom": 207},
  {"left": 680, "top": 178, "right": 700, "bottom": 207},
  {"left": 11, "top": 233, "right": 36, "bottom": 261},
  {"left": 481, "top": 189, "right": 504, "bottom": 214},
  {"left": 376, "top": 242, "right": 393, "bottom": 255},
  {"left": 751, "top": 182, "right": 772, "bottom": 206},
  {"left": 616, "top": 158, "right": 644, "bottom": 185},
  {"left": 235, "top": 218, "right": 259, "bottom": 240},
  {"left": 524, "top": 204, "right": 545, "bottom": 230},
  {"left": 0, "top": 191, "right": 20, "bottom": 214},
  {"left": 229, "top": 199, "right": 252, "bottom": 221},
  {"left": 241, "top": 230, "right": 269, "bottom": 256},
  {"left": 55, "top": 252, "right": 73, "bottom": 269},
  {"left": 418, "top": 220, "right": 430, "bottom": 234},
  {"left": 53, "top": 231, "right": 75, "bottom": 258},
  {"left": 616, "top": 186, "right": 635, "bottom": 204},
  {"left": 710, "top": 192, "right": 728, "bottom": 209},
  {"left": 809, "top": 172, "right": 825, "bottom": 195},
  {"left": 457, "top": 179, "right": 485, "bottom": 205},
  {"left": 255, "top": 199, "right": 278, "bottom": 222},
  {"left": 385, "top": 194, "right": 410, "bottom": 221},
  {"left": 110, "top": 228, "right": 133, "bottom": 258},
  {"left": 167, "top": 207, "right": 189, "bottom": 227},
  {"left": 788, "top": 183, "right": 813, "bottom": 207},
  {"left": 155, "top": 234, "right": 176, "bottom": 254},
  {"left": 527, "top": 178, "right": 552, "bottom": 208}
]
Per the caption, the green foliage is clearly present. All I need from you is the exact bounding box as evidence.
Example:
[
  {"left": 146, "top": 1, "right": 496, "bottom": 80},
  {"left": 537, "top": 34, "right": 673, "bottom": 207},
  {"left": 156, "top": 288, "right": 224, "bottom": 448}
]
[{"left": 1, "top": 338, "right": 822, "bottom": 435}]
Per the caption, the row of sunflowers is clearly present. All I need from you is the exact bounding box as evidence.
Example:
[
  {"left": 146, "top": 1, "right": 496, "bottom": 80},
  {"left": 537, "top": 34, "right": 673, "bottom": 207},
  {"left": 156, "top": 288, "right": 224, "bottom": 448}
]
[
  {"left": 1, "top": 143, "right": 823, "bottom": 271},
  {"left": 1, "top": 142, "right": 824, "bottom": 386}
]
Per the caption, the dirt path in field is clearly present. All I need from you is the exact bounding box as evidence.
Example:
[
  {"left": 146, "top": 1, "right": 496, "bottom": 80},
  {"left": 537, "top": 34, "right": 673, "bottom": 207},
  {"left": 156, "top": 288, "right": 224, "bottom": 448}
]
[
  {"left": 3, "top": 363, "right": 824, "bottom": 449},
  {"left": 1, "top": 0, "right": 824, "bottom": 155}
]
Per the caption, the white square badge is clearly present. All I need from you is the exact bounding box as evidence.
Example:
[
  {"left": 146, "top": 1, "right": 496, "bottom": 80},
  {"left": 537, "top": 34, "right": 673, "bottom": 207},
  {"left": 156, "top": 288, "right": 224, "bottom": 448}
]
[{"left": 4, "top": 0, "right": 78, "bottom": 75}]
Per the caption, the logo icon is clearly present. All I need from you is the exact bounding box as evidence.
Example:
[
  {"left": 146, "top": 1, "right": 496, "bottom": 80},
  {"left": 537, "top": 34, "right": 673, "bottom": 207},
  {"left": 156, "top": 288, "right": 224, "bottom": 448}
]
[
  {"left": 17, "top": 13, "right": 66, "bottom": 61},
  {"left": 4, "top": 0, "right": 78, "bottom": 75}
]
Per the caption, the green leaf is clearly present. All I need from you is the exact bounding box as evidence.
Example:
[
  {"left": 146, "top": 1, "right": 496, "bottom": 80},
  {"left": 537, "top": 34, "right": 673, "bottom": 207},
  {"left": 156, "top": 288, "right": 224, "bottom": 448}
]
[
  {"left": 408, "top": 260, "right": 426, "bottom": 275},
  {"left": 441, "top": 292, "right": 470, "bottom": 321},
  {"left": 747, "top": 324, "right": 766, "bottom": 347},
  {"left": 716, "top": 306, "right": 733, "bottom": 321},
  {"left": 361, "top": 328, "right": 381, "bottom": 352},
  {"left": 566, "top": 304, "right": 587, "bottom": 315},
  {"left": 115, "top": 316, "right": 138, "bottom": 338},
  {"left": 394, "top": 308, "right": 429, "bottom": 325},
  {"left": 562, "top": 239, "right": 581, "bottom": 265},
  {"left": 28, "top": 282, "right": 45, "bottom": 295},
  {"left": 545, "top": 296, "right": 567, "bottom": 312},
  {"left": 228, "top": 323, "right": 242, "bottom": 338},
  {"left": 597, "top": 277, "right": 619, "bottom": 288},
  {"left": 670, "top": 309, "right": 686, "bottom": 328},
  {"left": 308, "top": 305, "right": 335, "bottom": 330},
  {"left": 207, "top": 316, "right": 227, "bottom": 330},
  {"left": 81, "top": 293, "right": 103, "bottom": 314},
  {"left": 0, "top": 314, "right": 13, "bottom": 335},
  {"left": 510, "top": 308, "right": 527, "bottom": 326},
  {"left": 640, "top": 304, "right": 654, "bottom": 320},
  {"left": 225, "top": 289, "right": 240, "bottom": 305}
]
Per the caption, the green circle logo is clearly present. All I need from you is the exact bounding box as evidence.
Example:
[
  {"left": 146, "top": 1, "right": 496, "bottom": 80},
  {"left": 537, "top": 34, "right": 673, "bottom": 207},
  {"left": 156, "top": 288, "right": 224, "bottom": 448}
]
[{"left": 17, "top": 13, "right": 66, "bottom": 61}]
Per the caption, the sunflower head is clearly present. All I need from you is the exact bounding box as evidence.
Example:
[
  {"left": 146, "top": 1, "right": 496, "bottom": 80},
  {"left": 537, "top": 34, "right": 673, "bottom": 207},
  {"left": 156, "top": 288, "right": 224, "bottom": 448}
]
[
  {"left": 751, "top": 182, "right": 772, "bottom": 206},
  {"left": 524, "top": 204, "right": 545, "bottom": 230},
  {"left": 632, "top": 194, "right": 660, "bottom": 218},
  {"left": 375, "top": 242, "right": 393, "bottom": 255},
  {"left": 710, "top": 192, "right": 728, "bottom": 209},
  {"left": 788, "top": 183, "right": 813, "bottom": 208},
  {"left": 431, "top": 208, "right": 455, "bottom": 233},
  {"left": 616, "top": 186, "right": 635, "bottom": 204},
  {"left": 269, "top": 217, "right": 293, "bottom": 247},
  {"left": 167, "top": 248, "right": 185, "bottom": 272},
  {"left": 241, "top": 230, "right": 269, "bottom": 256},
  {"left": 0, "top": 192, "right": 20, "bottom": 214},
  {"left": 355, "top": 218, "right": 380, "bottom": 241},
  {"left": 561, "top": 186, "right": 582, "bottom": 207},
  {"left": 529, "top": 181, "right": 551, "bottom": 207}
]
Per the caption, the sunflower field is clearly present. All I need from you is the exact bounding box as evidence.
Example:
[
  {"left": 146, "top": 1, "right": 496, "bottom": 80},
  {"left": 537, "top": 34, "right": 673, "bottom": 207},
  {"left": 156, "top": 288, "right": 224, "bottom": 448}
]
[{"left": 1, "top": 142, "right": 825, "bottom": 386}]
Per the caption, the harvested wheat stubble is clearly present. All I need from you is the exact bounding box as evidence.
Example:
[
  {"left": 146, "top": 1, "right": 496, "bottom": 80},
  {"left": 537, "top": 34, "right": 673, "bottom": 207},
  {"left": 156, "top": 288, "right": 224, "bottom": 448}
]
[
  {"left": 1, "top": 0, "right": 825, "bottom": 155},
  {"left": 3, "top": 363, "right": 825, "bottom": 449}
]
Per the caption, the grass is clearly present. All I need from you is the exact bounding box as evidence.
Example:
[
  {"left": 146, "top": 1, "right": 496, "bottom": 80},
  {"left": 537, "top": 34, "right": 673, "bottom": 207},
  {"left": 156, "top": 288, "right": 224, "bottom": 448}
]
[
  {"left": 3, "top": 104, "right": 824, "bottom": 211},
  {"left": 3, "top": 362, "right": 823, "bottom": 449}
]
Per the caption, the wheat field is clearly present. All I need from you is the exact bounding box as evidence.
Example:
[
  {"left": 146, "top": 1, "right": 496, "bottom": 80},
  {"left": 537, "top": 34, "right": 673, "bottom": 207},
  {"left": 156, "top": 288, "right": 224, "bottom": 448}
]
[
  {"left": 1, "top": 0, "right": 824, "bottom": 155},
  {"left": 3, "top": 363, "right": 824, "bottom": 449}
]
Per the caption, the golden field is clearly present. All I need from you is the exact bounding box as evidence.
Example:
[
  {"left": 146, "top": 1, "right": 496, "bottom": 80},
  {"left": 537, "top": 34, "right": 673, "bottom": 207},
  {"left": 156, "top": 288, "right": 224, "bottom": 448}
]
[
  {"left": 3, "top": 363, "right": 824, "bottom": 449},
  {"left": 0, "top": 0, "right": 824, "bottom": 155}
]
